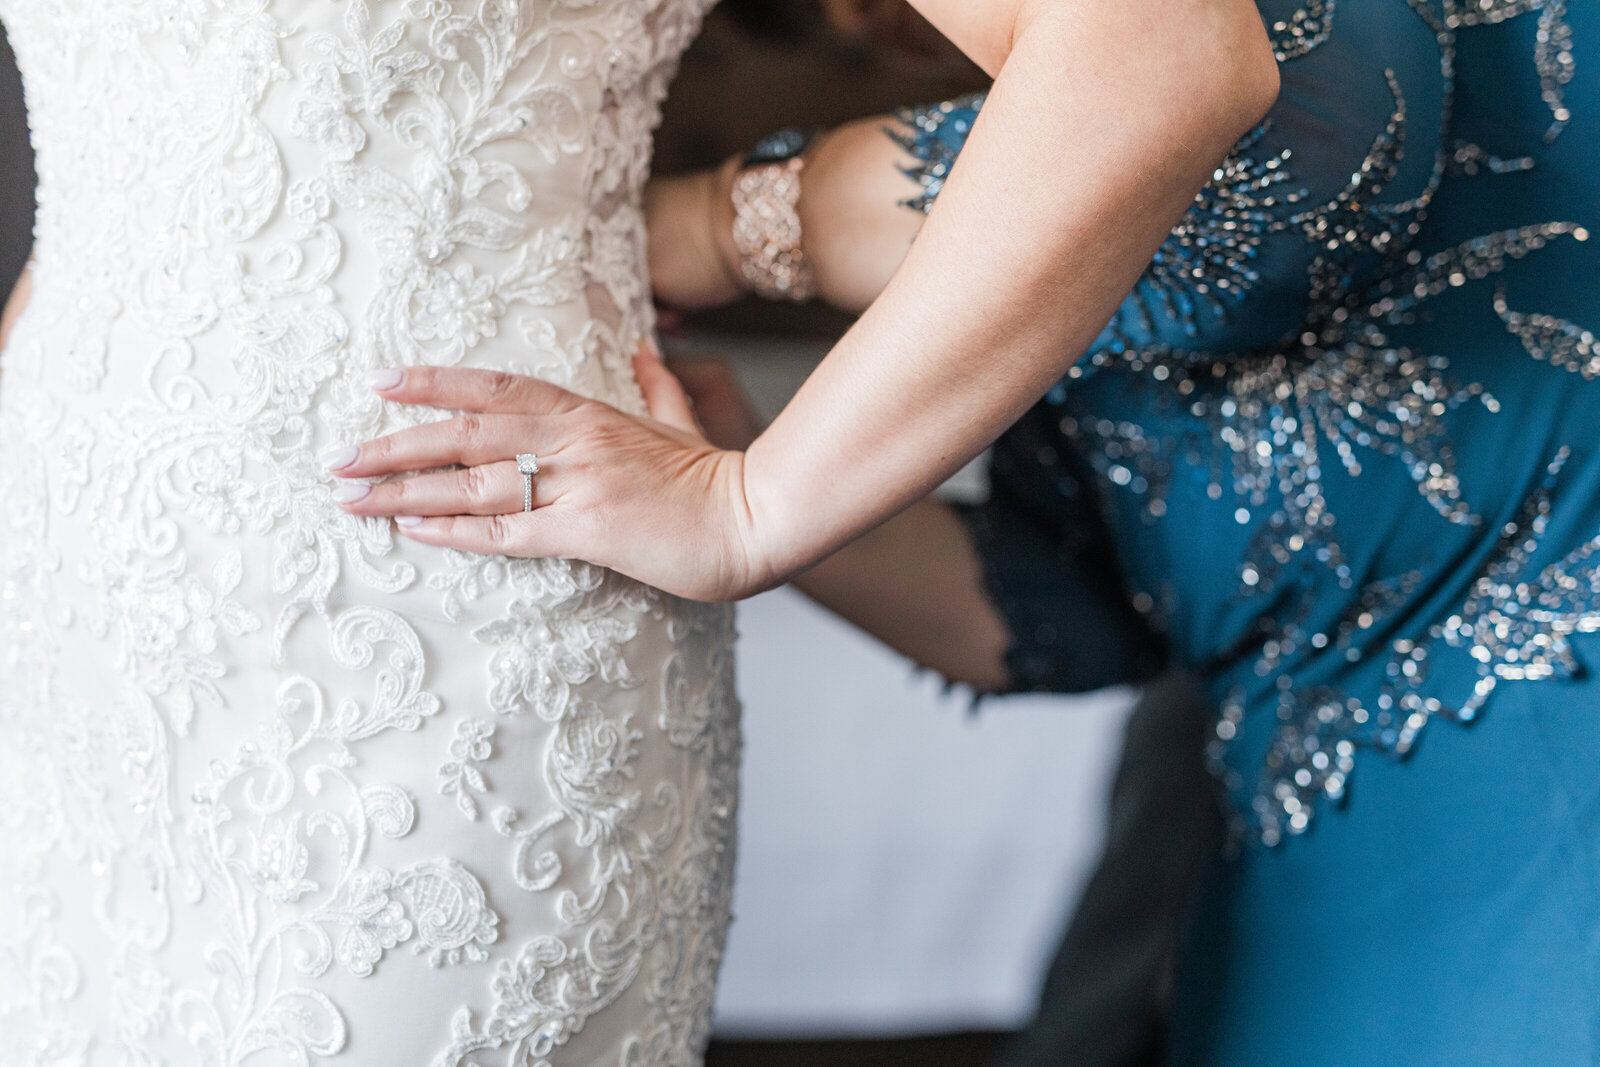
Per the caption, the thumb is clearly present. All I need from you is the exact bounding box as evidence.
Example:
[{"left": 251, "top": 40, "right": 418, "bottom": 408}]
[{"left": 633, "top": 337, "right": 700, "bottom": 434}]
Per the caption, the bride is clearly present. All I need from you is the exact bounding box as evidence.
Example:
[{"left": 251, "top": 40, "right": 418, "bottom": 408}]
[{"left": 0, "top": 0, "right": 1277, "bottom": 1063}]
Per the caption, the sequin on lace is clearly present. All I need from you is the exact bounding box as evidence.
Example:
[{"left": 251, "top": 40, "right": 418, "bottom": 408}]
[
  {"left": 1086, "top": 1, "right": 1599, "bottom": 844},
  {"left": 1269, "top": 0, "right": 1338, "bottom": 61},
  {"left": 1075, "top": 333, "right": 1490, "bottom": 597},
  {"left": 1143, "top": 123, "right": 1305, "bottom": 336},
  {"left": 1447, "top": 0, "right": 1575, "bottom": 140},
  {"left": 1192, "top": 222, "right": 1596, "bottom": 845}
]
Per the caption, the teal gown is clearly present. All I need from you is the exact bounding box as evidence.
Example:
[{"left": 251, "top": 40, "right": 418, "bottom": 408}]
[{"left": 900, "top": 2, "right": 1600, "bottom": 1061}]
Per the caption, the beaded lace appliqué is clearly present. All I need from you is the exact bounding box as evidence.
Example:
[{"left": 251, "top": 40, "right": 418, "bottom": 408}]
[{"left": 0, "top": 0, "right": 738, "bottom": 1063}]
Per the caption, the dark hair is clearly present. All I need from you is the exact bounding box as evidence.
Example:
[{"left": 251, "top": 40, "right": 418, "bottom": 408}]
[
  {"left": 0, "top": 23, "right": 35, "bottom": 295},
  {"left": 718, "top": 0, "right": 816, "bottom": 43}
]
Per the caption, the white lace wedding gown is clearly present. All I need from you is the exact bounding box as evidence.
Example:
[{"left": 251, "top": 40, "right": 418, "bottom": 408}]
[{"left": 0, "top": 2, "right": 740, "bottom": 1064}]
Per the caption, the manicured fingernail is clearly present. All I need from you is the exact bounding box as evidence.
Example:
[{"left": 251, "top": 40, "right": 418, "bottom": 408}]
[
  {"left": 639, "top": 336, "right": 661, "bottom": 359},
  {"left": 332, "top": 483, "right": 371, "bottom": 504},
  {"left": 320, "top": 444, "right": 360, "bottom": 472},
  {"left": 395, "top": 515, "right": 425, "bottom": 528},
  {"left": 369, "top": 368, "right": 404, "bottom": 390}
]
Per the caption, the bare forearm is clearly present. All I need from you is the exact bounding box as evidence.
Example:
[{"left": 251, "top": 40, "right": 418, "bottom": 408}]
[
  {"left": 794, "top": 497, "right": 1012, "bottom": 692},
  {"left": 739, "top": 0, "right": 1279, "bottom": 587}
]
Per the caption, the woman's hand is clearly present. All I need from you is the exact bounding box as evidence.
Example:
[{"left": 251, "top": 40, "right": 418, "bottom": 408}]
[{"left": 327, "top": 344, "right": 777, "bottom": 603}]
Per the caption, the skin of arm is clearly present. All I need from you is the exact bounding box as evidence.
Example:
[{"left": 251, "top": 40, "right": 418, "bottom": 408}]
[
  {"left": 791, "top": 496, "right": 1014, "bottom": 691},
  {"left": 670, "top": 356, "right": 1013, "bottom": 692},
  {"left": 644, "top": 37, "right": 1012, "bottom": 687},
  {"left": 335, "top": 0, "right": 1280, "bottom": 609},
  {"left": 741, "top": 0, "right": 1280, "bottom": 585}
]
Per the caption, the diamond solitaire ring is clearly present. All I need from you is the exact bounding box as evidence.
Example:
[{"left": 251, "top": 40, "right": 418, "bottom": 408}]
[{"left": 516, "top": 453, "right": 540, "bottom": 513}]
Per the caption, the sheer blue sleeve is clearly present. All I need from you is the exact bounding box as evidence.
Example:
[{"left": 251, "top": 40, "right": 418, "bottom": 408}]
[
  {"left": 891, "top": 0, "right": 1447, "bottom": 359},
  {"left": 958, "top": 404, "right": 1168, "bottom": 695}
]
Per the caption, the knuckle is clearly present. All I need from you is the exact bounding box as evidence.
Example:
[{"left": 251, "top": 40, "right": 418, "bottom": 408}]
[
  {"left": 387, "top": 478, "right": 411, "bottom": 505},
  {"left": 453, "top": 413, "right": 482, "bottom": 445},
  {"left": 461, "top": 465, "right": 491, "bottom": 507},
  {"left": 486, "top": 371, "right": 519, "bottom": 404},
  {"left": 403, "top": 365, "right": 434, "bottom": 396},
  {"left": 487, "top": 516, "right": 514, "bottom": 550}
]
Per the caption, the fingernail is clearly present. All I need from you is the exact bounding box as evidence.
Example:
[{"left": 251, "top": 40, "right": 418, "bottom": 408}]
[
  {"left": 332, "top": 483, "right": 371, "bottom": 504},
  {"left": 639, "top": 336, "right": 661, "bottom": 360},
  {"left": 395, "top": 515, "right": 425, "bottom": 528},
  {"left": 320, "top": 444, "right": 360, "bottom": 472},
  {"left": 369, "top": 368, "right": 404, "bottom": 390}
]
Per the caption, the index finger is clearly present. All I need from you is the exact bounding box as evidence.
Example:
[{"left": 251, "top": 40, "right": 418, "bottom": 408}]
[{"left": 373, "top": 366, "right": 585, "bottom": 416}]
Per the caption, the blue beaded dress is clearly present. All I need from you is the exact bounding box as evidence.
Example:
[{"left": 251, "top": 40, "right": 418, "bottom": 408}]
[{"left": 899, "top": 1, "right": 1600, "bottom": 1062}]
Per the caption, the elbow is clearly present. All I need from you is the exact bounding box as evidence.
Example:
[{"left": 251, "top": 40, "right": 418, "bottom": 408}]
[
  {"left": 1164, "top": 0, "right": 1284, "bottom": 159},
  {"left": 1210, "top": 0, "right": 1282, "bottom": 138},
  {"left": 941, "top": 648, "right": 1015, "bottom": 698},
  {"left": 1230, "top": 17, "right": 1282, "bottom": 131},
  {"left": 1013, "top": 0, "right": 1282, "bottom": 153}
]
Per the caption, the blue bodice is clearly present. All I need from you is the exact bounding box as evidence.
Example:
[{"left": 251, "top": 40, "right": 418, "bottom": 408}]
[
  {"left": 917, "top": 0, "right": 1600, "bottom": 843},
  {"left": 913, "top": 2, "right": 1600, "bottom": 1061}
]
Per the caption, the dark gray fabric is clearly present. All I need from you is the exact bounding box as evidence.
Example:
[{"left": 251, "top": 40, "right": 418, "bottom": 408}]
[
  {"left": 995, "top": 673, "right": 1222, "bottom": 1067},
  {"left": 0, "top": 20, "right": 33, "bottom": 298},
  {"left": 952, "top": 290, "right": 1215, "bottom": 1067},
  {"left": 957, "top": 399, "right": 1168, "bottom": 697}
]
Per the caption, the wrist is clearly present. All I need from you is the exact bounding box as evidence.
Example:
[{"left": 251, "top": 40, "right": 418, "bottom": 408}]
[
  {"left": 644, "top": 168, "right": 744, "bottom": 309},
  {"left": 715, "top": 445, "right": 790, "bottom": 600},
  {"left": 734, "top": 433, "right": 828, "bottom": 592},
  {"left": 704, "top": 157, "right": 746, "bottom": 297}
]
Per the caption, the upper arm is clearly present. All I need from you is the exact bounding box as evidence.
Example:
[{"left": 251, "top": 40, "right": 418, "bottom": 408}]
[
  {"left": 903, "top": 0, "right": 1024, "bottom": 76},
  {"left": 908, "top": 0, "right": 1280, "bottom": 117},
  {"left": 904, "top": 0, "right": 1447, "bottom": 359}
]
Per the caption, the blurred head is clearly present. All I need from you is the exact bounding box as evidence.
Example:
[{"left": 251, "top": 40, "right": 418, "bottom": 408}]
[
  {"left": 818, "top": 0, "right": 965, "bottom": 64},
  {"left": 719, "top": 0, "right": 970, "bottom": 71}
]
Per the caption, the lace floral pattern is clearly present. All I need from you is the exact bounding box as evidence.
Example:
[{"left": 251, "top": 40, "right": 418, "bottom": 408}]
[{"left": 0, "top": 0, "right": 736, "bottom": 1063}]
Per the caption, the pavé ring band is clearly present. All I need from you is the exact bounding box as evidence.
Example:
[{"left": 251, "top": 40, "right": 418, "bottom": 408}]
[{"left": 516, "top": 453, "right": 540, "bottom": 513}]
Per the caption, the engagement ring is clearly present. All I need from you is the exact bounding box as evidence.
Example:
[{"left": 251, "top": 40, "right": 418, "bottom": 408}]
[{"left": 517, "top": 453, "right": 540, "bottom": 513}]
